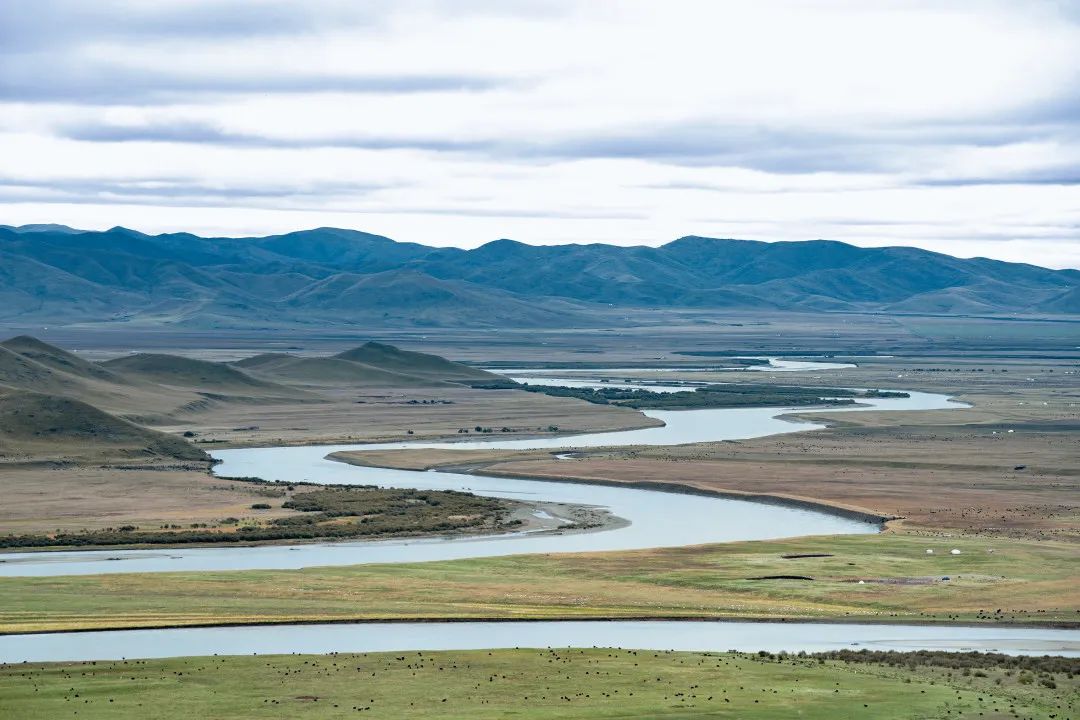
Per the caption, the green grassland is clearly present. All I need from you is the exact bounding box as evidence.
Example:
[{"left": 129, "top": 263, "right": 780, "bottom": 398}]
[
  {"left": 3, "top": 534, "right": 1074, "bottom": 634},
  {"left": 1, "top": 649, "right": 1075, "bottom": 719}
]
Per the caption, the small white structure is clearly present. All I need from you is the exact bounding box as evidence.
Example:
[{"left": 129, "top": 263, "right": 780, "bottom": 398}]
[
  {"left": 950, "top": 549, "right": 962, "bottom": 555},
  {"left": 926, "top": 549, "right": 934, "bottom": 554}
]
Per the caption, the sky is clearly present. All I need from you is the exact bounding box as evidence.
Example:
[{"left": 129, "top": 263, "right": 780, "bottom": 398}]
[{"left": 1, "top": 0, "right": 1079, "bottom": 268}]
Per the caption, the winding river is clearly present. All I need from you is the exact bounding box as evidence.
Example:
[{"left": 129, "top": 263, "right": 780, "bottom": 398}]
[
  {"left": 0, "top": 390, "right": 958, "bottom": 577},
  {"left": 5, "top": 369, "right": 1075, "bottom": 661}
]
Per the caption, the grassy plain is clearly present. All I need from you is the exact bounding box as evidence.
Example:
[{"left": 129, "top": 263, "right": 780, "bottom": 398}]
[
  {"left": 0, "top": 467, "right": 290, "bottom": 534},
  {"left": 164, "top": 383, "right": 660, "bottom": 448},
  {"left": 0, "top": 484, "right": 521, "bottom": 549},
  {"left": 2, "top": 533, "right": 1074, "bottom": 634},
  {"left": 2, "top": 648, "right": 1075, "bottom": 719}
]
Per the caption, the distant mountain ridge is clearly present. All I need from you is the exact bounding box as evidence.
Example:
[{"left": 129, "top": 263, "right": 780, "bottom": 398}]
[{"left": 0, "top": 224, "right": 1075, "bottom": 327}]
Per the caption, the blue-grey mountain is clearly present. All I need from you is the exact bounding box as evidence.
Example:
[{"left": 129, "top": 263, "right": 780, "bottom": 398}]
[{"left": 1, "top": 224, "right": 1075, "bottom": 327}]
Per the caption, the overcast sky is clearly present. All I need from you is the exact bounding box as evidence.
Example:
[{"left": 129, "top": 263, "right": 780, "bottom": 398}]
[{"left": 1, "top": 1, "right": 1079, "bottom": 267}]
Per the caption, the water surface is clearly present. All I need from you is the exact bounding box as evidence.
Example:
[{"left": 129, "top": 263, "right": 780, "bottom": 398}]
[{"left": 4, "top": 621, "right": 1076, "bottom": 663}]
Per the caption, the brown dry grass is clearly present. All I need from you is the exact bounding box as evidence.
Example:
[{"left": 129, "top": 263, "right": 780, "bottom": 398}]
[
  {"left": 0, "top": 467, "right": 292, "bottom": 534},
  {"left": 166, "top": 386, "right": 660, "bottom": 448}
]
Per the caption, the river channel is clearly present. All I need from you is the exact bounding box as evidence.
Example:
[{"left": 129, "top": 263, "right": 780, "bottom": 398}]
[{"left": 10, "top": 369, "right": 1065, "bottom": 662}]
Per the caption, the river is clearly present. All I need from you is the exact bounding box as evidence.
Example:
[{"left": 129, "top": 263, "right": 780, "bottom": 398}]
[
  {"left": 0, "top": 390, "right": 960, "bottom": 577},
  {"left": 9, "top": 369, "right": 1066, "bottom": 662},
  {"left": 4, "top": 621, "right": 1077, "bottom": 663}
]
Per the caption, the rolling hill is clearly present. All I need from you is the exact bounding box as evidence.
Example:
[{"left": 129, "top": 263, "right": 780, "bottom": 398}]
[
  {"left": 0, "top": 336, "right": 509, "bottom": 465},
  {"left": 0, "top": 389, "right": 209, "bottom": 464},
  {"left": 235, "top": 353, "right": 446, "bottom": 387},
  {"left": 101, "top": 353, "right": 298, "bottom": 394},
  {"left": 0, "top": 224, "right": 1075, "bottom": 328},
  {"left": 234, "top": 342, "right": 500, "bottom": 386},
  {"left": 334, "top": 341, "right": 499, "bottom": 383},
  {"left": 0, "top": 337, "right": 159, "bottom": 412},
  {"left": 0, "top": 337, "right": 314, "bottom": 425}
]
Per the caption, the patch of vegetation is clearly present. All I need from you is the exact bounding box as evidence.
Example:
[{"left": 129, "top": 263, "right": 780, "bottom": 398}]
[
  {"left": 672, "top": 353, "right": 774, "bottom": 364},
  {"left": 474, "top": 380, "right": 907, "bottom": 409},
  {"left": 811, "top": 649, "right": 1077, "bottom": 675},
  {"left": 0, "top": 487, "right": 516, "bottom": 548}
]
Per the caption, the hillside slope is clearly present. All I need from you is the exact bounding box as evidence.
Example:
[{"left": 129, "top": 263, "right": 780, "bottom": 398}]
[
  {"left": 335, "top": 342, "right": 499, "bottom": 383},
  {"left": 0, "top": 389, "right": 208, "bottom": 464},
  {"left": 0, "top": 335, "right": 125, "bottom": 383},
  {"left": 0, "top": 337, "right": 309, "bottom": 422},
  {"left": 234, "top": 353, "right": 448, "bottom": 387},
  {"left": 102, "top": 353, "right": 291, "bottom": 392}
]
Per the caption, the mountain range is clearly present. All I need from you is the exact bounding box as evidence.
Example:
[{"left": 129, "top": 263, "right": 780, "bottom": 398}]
[{"left": 1, "top": 224, "right": 1076, "bottom": 328}]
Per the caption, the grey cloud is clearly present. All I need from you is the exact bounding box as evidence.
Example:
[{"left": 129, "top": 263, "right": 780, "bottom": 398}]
[
  {"left": 0, "top": 175, "right": 395, "bottom": 206},
  {"left": 511, "top": 126, "right": 895, "bottom": 173},
  {"left": 0, "top": 58, "right": 514, "bottom": 104},
  {"left": 0, "top": 174, "right": 636, "bottom": 220},
  {"left": 56, "top": 119, "right": 892, "bottom": 172},
  {"left": 0, "top": 0, "right": 546, "bottom": 104},
  {"left": 0, "top": 174, "right": 637, "bottom": 220},
  {"left": 60, "top": 120, "right": 492, "bottom": 152},
  {"left": 49, "top": 114, "right": 1080, "bottom": 187},
  {"left": 0, "top": 1, "right": 384, "bottom": 50},
  {"left": 518, "top": 119, "right": 1078, "bottom": 171},
  {"left": 0, "top": 0, "right": 567, "bottom": 50},
  {"left": 916, "top": 171, "right": 1080, "bottom": 187}
]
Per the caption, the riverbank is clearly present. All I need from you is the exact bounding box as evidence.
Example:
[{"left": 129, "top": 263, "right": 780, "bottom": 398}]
[
  {"left": 7, "top": 613, "right": 1079, "bottom": 638},
  {"left": 332, "top": 450, "right": 892, "bottom": 525},
  {"left": 0, "top": 494, "right": 624, "bottom": 554}
]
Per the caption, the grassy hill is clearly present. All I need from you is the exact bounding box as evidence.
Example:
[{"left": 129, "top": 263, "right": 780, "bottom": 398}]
[
  {"left": 235, "top": 342, "right": 499, "bottom": 386},
  {"left": 0, "top": 340, "right": 152, "bottom": 413},
  {"left": 0, "top": 389, "right": 208, "bottom": 464},
  {"left": 100, "top": 353, "right": 306, "bottom": 397},
  {"left": 0, "top": 335, "right": 505, "bottom": 464},
  {"left": 0, "top": 335, "right": 125, "bottom": 383},
  {"left": 0, "top": 336, "right": 320, "bottom": 428},
  {"left": 234, "top": 353, "right": 448, "bottom": 387},
  {"left": 335, "top": 341, "right": 498, "bottom": 383}
]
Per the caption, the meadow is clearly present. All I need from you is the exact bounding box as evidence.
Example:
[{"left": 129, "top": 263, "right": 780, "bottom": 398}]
[
  {"left": 2, "top": 533, "right": 1074, "bottom": 634},
  {"left": 1, "top": 648, "right": 1074, "bottom": 719}
]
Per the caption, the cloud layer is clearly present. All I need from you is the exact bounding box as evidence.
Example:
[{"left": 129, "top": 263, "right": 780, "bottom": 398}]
[{"left": 1, "top": 0, "right": 1079, "bottom": 266}]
